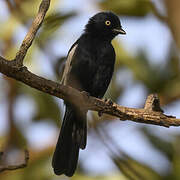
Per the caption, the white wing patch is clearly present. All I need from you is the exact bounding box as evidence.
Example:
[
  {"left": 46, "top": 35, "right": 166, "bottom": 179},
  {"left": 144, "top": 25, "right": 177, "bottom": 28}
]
[{"left": 61, "top": 44, "right": 78, "bottom": 85}]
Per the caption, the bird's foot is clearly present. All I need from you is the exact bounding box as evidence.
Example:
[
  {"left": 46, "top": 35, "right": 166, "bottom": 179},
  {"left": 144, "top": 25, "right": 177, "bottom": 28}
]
[
  {"left": 104, "top": 98, "right": 113, "bottom": 106},
  {"left": 98, "top": 98, "right": 113, "bottom": 117},
  {"left": 103, "top": 97, "right": 108, "bottom": 102}
]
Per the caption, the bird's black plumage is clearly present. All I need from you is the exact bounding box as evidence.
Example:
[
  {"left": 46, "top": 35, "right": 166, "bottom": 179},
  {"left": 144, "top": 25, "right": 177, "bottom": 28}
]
[{"left": 52, "top": 11, "right": 126, "bottom": 177}]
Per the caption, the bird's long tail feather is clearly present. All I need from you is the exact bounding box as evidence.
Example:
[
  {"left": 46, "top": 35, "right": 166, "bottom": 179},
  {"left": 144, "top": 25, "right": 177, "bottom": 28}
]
[{"left": 52, "top": 105, "right": 87, "bottom": 177}]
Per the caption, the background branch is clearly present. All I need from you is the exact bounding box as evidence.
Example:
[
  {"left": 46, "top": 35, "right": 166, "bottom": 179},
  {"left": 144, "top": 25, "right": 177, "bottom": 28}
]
[{"left": 0, "top": 150, "right": 29, "bottom": 173}]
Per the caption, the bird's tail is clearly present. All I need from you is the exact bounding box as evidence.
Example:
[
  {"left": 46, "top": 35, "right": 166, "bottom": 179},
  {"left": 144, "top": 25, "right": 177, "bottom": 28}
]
[{"left": 52, "top": 105, "right": 87, "bottom": 177}]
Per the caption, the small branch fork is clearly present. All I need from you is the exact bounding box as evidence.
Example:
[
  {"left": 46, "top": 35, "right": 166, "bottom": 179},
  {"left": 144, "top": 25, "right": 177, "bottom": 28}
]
[
  {"left": 86, "top": 94, "right": 180, "bottom": 128},
  {"left": 0, "top": 0, "right": 180, "bottom": 172}
]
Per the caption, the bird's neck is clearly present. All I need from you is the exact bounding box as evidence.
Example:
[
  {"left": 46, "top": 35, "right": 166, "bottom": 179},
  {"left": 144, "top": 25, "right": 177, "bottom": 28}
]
[{"left": 83, "top": 31, "right": 114, "bottom": 43}]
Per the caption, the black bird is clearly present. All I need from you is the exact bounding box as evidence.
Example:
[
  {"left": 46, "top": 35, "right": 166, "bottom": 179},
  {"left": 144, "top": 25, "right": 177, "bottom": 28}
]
[{"left": 52, "top": 11, "right": 126, "bottom": 177}]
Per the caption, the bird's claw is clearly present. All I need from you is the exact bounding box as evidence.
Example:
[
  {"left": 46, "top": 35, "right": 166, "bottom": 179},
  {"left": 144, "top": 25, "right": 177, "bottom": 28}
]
[
  {"left": 103, "top": 98, "right": 108, "bottom": 102},
  {"left": 104, "top": 98, "right": 113, "bottom": 106}
]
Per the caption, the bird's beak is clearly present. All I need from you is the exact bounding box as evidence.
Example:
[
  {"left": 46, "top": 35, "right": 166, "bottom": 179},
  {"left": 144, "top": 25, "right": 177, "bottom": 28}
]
[{"left": 113, "top": 27, "right": 126, "bottom": 35}]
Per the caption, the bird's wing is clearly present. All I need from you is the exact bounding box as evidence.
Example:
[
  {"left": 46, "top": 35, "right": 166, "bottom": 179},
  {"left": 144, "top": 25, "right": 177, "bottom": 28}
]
[{"left": 61, "top": 43, "right": 78, "bottom": 85}]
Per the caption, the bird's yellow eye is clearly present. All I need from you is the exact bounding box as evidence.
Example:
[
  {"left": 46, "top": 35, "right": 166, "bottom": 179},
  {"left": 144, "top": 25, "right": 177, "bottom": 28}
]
[{"left": 105, "top": 20, "right": 111, "bottom": 26}]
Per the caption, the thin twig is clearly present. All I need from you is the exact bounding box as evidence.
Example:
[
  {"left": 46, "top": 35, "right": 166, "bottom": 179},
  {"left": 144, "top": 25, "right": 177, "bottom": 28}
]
[{"left": 14, "top": 0, "right": 51, "bottom": 66}]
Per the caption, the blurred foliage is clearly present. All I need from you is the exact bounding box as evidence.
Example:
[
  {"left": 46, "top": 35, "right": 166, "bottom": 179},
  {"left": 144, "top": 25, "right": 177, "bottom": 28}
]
[
  {"left": 113, "top": 155, "right": 162, "bottom": 180},
  {"left": 37, "top": 12, "right": 75, "bottom": 47},
  {"left": 0, "top": 0, "right": 180, "bottom": 180},
  {"left": 100, "top": 0, "right": 153, "bottom": 17},
  {"left": 30, "top": 90, "right": 61, "bottom": 125},
  {"left": 18, "top": 84, "right": 62, "bottom": 125}
]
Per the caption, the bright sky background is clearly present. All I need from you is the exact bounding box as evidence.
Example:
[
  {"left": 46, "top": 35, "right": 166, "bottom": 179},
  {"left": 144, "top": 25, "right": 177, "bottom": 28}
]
[{"left": 0, "top": 0, "right": 180, "bottom": 176}]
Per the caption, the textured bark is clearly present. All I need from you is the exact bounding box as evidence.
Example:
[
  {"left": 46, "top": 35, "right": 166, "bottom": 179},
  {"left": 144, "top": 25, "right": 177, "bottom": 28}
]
[{"left": 0, "top": 56, "right": 180, "bottom": 128}]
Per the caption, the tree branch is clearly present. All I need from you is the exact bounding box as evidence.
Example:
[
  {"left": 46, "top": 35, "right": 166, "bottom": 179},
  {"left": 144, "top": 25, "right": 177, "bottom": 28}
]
[
  {"left": 0, "top": 56, "right": 180, "bottom": 128},
  {"left": 14, "top": 0, "right": 51, "bottom": 67}
]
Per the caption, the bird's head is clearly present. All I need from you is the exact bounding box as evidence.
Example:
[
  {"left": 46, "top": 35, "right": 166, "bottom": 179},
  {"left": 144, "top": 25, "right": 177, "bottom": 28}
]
[{"left": 85, "top": 12, "right": 126, "bottom": 40}]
